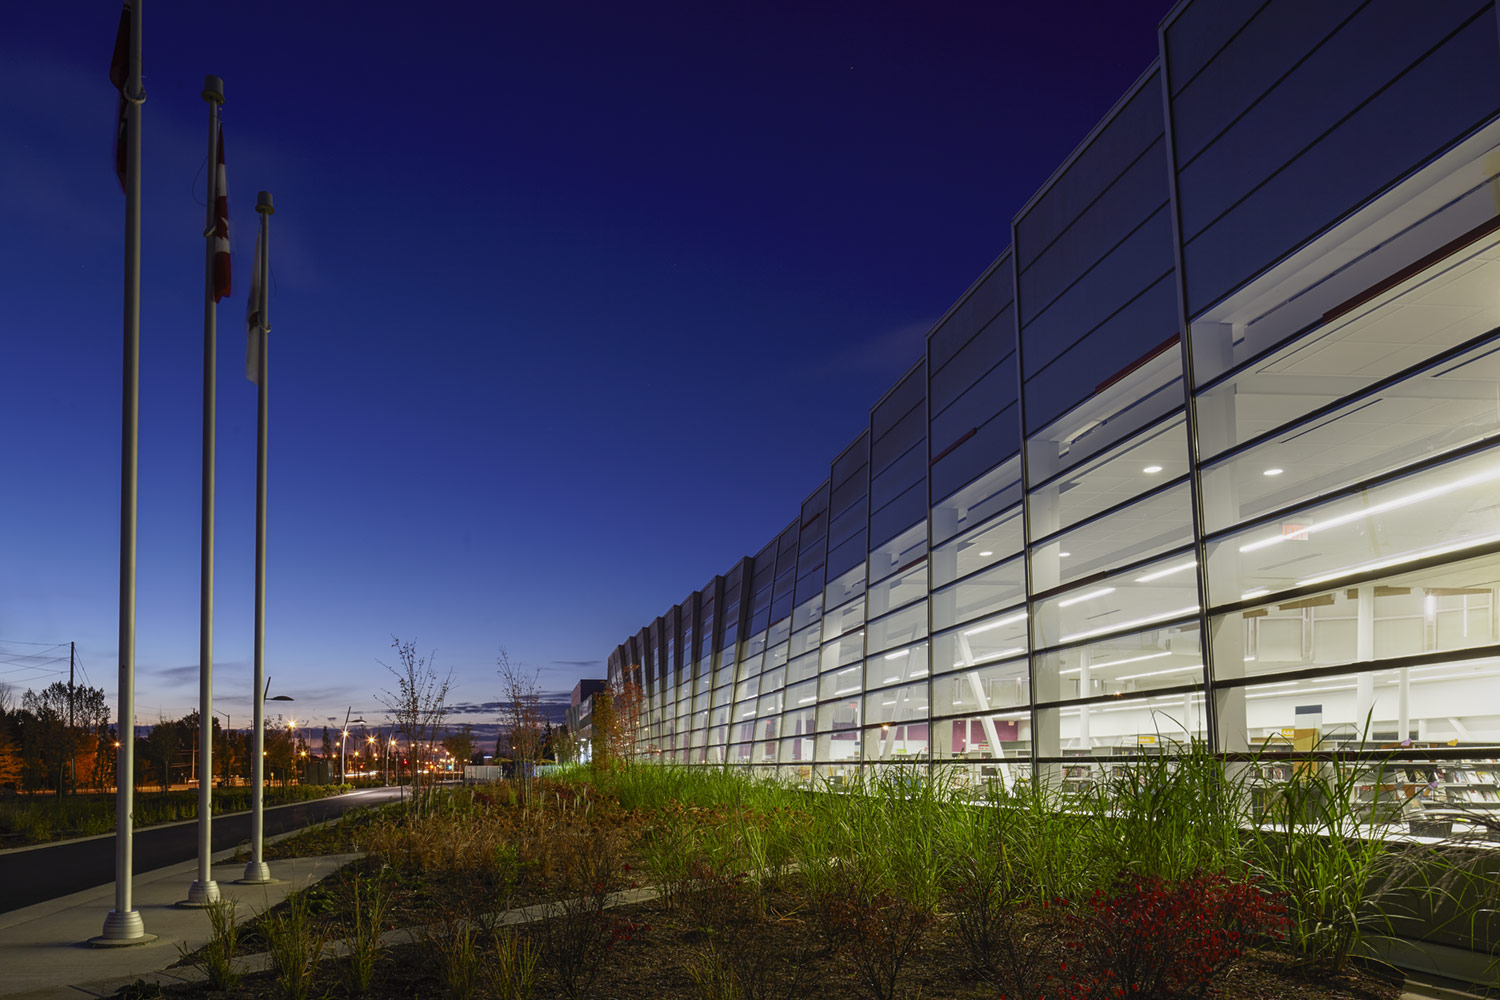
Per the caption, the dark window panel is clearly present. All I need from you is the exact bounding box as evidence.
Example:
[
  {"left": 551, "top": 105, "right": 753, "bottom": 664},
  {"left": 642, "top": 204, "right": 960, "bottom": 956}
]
[
  {"left": 871, "top": 439, "right": 927, "bottom": 514},
  {"left": 1177, "top": 1, "right": 1494, "bottom": 244},
  {"left": 871, "top": 403, "right": 926, "bottom": 475},
  {"left": 1024, "top": 272, "right": 1182, "bottom": 435},
  {"left": 1021, "top": 206, "right": 1175, "bottom": 380},
  {"left": 871, "top": 364, "right": 926, "bottom": 442},
  {"left": 869, "top": 480, "right": 926, "bottom": 550},
  {"left": 1015, "top": 74, "right": 1164, "bottom": 258},
  {"left": 932, "top": 358, "right": 1018, "bottom": 452},
  {"left": 928, "top": 258, "right": 1014, "bottom": 373},
  {"left": 1182, "top": 15, "right": 1500, "bottom": 314},
  {"left": 1018, "top": 139, "right": 1170, "bottom": 325},
  {"left": 930, "top": 306, "right": 1016, "bottom": 415}
]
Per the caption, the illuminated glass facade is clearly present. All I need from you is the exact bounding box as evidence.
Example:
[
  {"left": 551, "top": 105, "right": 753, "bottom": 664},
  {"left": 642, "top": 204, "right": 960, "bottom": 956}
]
[{"left": 605, "top": 2, "right": 1500, "bottom": 803}]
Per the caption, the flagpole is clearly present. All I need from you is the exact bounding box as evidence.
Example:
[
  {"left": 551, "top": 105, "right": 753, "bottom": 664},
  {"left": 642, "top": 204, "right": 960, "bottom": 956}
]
[
  {"left": 185, "top": 75, "right": 225, "bottom": 908},
  {"left": 241, "top": 191, "right": 275, "bottom": 884},
  {"left": 98, "top": 0, "right": 150, "bottom": 946}
]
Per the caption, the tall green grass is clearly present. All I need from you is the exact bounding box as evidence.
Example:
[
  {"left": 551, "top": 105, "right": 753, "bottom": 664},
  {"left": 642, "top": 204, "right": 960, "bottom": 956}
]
[{"left": 553, "top": 746, "right": 1488, "bottom": 976}]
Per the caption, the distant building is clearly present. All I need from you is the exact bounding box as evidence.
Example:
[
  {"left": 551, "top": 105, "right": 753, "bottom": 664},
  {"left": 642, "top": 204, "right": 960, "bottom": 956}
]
[{"left": 567, "top": 679, "right": 608, "bottom": 761}]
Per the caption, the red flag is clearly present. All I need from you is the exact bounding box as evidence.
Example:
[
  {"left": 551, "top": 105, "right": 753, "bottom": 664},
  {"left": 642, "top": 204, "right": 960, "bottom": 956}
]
[
  {"left": 212, "top": 126, "right": 231, "bottom": 301},
  {"left": 110, "top": 2, "right": 131, "bottom": 191}
]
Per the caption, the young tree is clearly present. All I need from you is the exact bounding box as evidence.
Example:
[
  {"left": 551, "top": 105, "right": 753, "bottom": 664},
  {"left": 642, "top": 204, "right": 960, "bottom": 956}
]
[
  {"left": 607, "top": 675, "right": 645, "bottom": 764},
  {"left": 589, "top": 689, "right": 615, "bottom": 769},
  {"left": 144, "top": 715, "right": 182, "bottom": 792},
  {"left": 441, "top": 724, "right": 479, "bottom": 769},
  {"left": 552, "top": 723, "right": 578, "bottom": 766},
  {"left": 266, "top": 725, "right": 296, "bottom": 788},
  {"left": 497, "top": 648, "right": 545, "bottom": 789},
  {"left": 378, "top": 636, "right": 450, "bottom": 814}
]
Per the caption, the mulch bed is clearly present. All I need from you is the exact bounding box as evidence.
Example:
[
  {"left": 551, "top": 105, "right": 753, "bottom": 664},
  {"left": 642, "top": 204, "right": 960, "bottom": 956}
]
[{"left": 152, "top": 893, "right": 1403, "bottom": 1000}]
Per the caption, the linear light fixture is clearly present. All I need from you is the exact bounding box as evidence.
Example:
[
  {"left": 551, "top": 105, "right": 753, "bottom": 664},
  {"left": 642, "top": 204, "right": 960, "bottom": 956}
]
[
  {"left": 965, "top": 611, "right": 1027, "bottom": 636},
  {"left": 1060, "top": 650, "right": 1173, "bottom": 675},
  {"left": 884, "top": 649, "right": 910, "bottom": 660},
  {"left": 1246, "top": 683, "right": 1356, "bottom": 699},
  {"left": 1060, "top": 605, "right": 1200, "bottom": 644},
  {"left": 1091, "top": 650, "right": 1173, "bottom": 669},
  {"left": 1239, "top": 465, "right": 1500, "bottom": 553},
  {"left": 1059, "top": 586, "right": 1116, "bottom": 608},
  {"left": 1295, "top": 530, "right": 1500, "bottom": 587},
  {"left": 958, "top": 647, "right": 1027, "bottom": 668},
  {"left": 1116, "top": 663, "right": 1203, "bottom": 681},
  {"left": 1134, "top": 559, "right": 1197, "bottom": 583}
]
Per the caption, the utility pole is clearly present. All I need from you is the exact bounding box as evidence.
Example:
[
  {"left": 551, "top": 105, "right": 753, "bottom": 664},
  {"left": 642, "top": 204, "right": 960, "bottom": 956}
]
[{"left": 67, "top": 642, "right": 76, "bottom": 795}]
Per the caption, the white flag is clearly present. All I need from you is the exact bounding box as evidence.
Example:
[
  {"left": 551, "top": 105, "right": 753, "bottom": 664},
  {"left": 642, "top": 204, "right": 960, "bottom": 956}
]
[{"left": 245, "top": 216, "right": 264, "bottom": 383}]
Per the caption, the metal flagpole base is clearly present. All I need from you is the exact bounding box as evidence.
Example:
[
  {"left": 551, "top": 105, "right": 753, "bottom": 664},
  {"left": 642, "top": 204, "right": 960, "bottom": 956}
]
[
  {"left": 237, "top": 861, "right": 276, "bottom": 884},
  {"left": 89, "top": 910, "right": 156, "bottom": 947},
  {"left": 179, "top": 879, "right": 222, "bottom": 907}
]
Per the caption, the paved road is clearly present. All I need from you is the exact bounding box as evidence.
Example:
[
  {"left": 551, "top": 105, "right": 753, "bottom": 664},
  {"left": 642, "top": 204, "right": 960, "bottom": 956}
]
[{"left": 0, "top": 786, "right": 404, "bottom": 914}]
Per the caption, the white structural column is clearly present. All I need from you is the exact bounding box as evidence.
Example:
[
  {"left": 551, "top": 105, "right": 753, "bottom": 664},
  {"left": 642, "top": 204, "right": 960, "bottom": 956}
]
[
  {"left": 1355, "top": 584, "right": 1376, "bottom": 742},
  {"left": 1194, "top": 322, "right": 1249, "bottom": 753},
  {"left": 1028, "top": 484, "right": 1062, "bottom": 763}
]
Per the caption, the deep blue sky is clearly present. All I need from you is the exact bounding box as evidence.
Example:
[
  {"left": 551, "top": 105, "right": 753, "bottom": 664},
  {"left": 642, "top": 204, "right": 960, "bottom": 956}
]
[{"left": 1, "top": 1, "right": 1168, "bottom": 737}]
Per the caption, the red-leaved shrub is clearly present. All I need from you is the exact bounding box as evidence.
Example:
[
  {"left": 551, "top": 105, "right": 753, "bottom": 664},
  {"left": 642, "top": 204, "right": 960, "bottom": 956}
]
[{"left": 1056, "top": 871, "right": 1289, "bottom": 999}]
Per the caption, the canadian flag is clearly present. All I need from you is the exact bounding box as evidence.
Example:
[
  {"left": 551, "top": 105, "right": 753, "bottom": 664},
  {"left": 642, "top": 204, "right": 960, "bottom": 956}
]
[{"left": 212, "top": 126, "right": 230, "bottom": 301}]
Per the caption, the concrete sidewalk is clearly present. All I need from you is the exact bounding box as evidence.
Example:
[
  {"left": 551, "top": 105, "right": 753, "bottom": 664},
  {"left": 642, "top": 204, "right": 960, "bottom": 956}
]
[{"left": 0, "top": 846, "right": 359, "bottom": 1000}]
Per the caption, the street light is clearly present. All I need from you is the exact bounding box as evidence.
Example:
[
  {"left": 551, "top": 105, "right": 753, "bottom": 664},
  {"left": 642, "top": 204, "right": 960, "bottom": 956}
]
[
  {"left": 239, "top": 678, "right": 292, "bottom": 885},
  {"left": 339, "top": 707, "right": 366, "bottom": 786}
]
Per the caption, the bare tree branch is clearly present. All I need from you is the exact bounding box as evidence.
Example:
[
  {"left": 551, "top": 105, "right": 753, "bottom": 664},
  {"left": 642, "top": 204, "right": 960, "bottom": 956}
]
[{"left": 377, "top": 635, "right": 450, "bottom": 814}]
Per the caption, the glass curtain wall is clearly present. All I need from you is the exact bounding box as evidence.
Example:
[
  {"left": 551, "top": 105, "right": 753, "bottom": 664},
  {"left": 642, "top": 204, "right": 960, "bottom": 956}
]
[{"left": 605, "top": 6, "right": 1500, "bottom": 839}]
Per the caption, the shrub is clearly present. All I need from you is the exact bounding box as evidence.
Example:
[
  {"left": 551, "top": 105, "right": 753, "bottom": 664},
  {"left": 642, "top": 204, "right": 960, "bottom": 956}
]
[
  {"left": 1057, "top": 872, "right": 1287, "bottom": 1000},
  {"left": 821, "top": 876, "right": 931, "bottom": 1000},
  {"left": 534, "top": 827, "right": 644, "bottom": 999},
  {"left": 948, "top": 854, "right": 1051, "bottom": 999}
]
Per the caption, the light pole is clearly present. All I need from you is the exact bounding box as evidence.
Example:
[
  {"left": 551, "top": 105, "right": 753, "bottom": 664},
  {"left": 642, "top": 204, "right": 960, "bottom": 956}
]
[
  {"left": 211, "top": 710, "right": 232, "bottom": 779},
  {"left": 339, "top": 707, "right": 366, "bottom": 786},
  {"left": 239, "top": 678, "right": 292, "bottom": 884}
]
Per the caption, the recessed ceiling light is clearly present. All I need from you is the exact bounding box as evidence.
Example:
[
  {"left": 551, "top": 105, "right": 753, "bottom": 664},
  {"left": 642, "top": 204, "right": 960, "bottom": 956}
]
[
  {"left": 978, "top": 550, "right": 993, "bottom": 557},
  {"left": 1143, "top": 465, "right": 1163, "bottom": 474},
  {"left": 1263, "top": 468, "right": 1284, "bottom": 477}
]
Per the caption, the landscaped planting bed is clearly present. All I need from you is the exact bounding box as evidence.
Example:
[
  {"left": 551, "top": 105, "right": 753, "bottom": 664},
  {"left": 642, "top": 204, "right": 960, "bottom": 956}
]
[{"left": 158, "top": 755, "right": 1488, "bottom": 1000}]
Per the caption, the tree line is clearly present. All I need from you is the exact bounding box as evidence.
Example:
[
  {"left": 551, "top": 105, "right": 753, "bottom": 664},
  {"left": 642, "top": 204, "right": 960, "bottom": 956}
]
[{"left": 0, "top": 681, "right": 308, "bottom": 796}]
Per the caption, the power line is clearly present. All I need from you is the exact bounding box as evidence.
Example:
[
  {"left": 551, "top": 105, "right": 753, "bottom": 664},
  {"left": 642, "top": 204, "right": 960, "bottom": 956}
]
[
  {"left": 0, "top": 664, "right": 67, "bottom": 678},
  {"left": 0, "top": 656, "right": 68, "bottom": 669},
  {"left": 0, "top": 638, "right": 68, "bottom": 646},
  {"left": 0, "top": 646, "right": 67, "bottom": 662}
]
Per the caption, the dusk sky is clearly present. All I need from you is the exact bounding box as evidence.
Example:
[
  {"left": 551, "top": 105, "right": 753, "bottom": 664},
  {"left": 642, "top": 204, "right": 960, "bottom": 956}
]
[{"left": 1, "top": 2, "right": 1166, "bottom": 738}]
